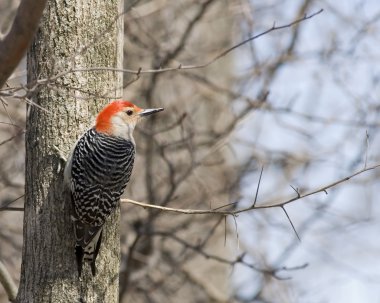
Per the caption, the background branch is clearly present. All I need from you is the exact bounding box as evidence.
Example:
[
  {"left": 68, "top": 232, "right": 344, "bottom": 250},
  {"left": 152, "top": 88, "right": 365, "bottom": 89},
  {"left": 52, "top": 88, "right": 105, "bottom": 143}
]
[
  {"left": 0, "top": 0, "right": 48, "bottom": 87},
  {"left": 0, "top": 260, "right": 17, "bottom": 302}
]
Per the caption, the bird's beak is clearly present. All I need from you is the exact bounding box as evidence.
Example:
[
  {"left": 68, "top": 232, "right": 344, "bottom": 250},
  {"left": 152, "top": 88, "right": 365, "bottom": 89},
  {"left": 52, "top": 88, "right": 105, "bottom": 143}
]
[{"left": 139, "top": 108, "right": 164, "bottom": 117}]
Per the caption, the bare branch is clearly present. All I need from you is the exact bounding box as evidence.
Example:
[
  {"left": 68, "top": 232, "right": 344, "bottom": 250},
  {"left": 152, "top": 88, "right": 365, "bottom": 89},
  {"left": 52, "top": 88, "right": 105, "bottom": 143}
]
[
  {"left": 121, "top": 163, "right": 380, "bottom": 215},
  {"left": 33, "top": 8, "right": 323, "bottom": 84},
  {"left": 0, "top": 260, "right": 17, "bottom": 302},
  {"left": 0, "top": 0, "right": 48, "bottom": 87},
  {"left": 152, "top": 231, "right": 307, "bottom": 279}
]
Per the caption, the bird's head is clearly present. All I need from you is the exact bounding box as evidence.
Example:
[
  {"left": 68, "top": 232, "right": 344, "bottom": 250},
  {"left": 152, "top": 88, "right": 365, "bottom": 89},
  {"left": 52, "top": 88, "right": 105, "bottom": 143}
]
[{"left": 95, "top": 100, "right": 164, "bottom": 140}]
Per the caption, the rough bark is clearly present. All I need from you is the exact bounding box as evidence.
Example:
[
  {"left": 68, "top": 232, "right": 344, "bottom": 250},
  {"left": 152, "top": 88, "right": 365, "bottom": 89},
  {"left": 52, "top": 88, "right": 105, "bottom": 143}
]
[{"left": 16, "top": 0, "right": 123, "bottom": 302}]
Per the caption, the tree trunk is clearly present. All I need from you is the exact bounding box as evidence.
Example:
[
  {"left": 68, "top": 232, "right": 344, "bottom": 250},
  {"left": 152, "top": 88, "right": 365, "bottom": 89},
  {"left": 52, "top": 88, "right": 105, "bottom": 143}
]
[{"left": 16, "top": 0, "right": 123, "bottom": 302}]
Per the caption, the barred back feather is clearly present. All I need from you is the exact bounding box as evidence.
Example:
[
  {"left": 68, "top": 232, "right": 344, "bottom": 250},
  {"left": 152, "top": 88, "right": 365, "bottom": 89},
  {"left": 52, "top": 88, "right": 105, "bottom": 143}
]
[{"left": 68, "top": 128, "right": 135, "bottom": 276}]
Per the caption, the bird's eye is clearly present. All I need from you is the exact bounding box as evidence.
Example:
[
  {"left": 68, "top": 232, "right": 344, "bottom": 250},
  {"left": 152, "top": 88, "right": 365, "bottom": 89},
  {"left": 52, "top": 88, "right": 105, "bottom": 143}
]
[{"left": 126, "top": 110, "right": 133, "bottom": 116}]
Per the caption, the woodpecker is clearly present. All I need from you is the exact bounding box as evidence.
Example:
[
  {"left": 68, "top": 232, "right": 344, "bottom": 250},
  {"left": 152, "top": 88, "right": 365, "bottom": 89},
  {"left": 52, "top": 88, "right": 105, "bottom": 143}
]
[{"left": 64, "top": 100, "right": 164, "bottom": 276}]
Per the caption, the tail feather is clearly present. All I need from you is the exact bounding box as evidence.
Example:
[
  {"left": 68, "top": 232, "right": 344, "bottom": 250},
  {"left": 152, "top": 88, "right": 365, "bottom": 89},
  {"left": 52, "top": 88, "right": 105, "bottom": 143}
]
[
  {"left": 90, "top": 230, "right": 103, "bottom": 276},
  {"left": 75, "top": 245, "right": 84, "bottom": 277},
  {"left": 73, "top": 219, "right": 104, "bottom": 277}
]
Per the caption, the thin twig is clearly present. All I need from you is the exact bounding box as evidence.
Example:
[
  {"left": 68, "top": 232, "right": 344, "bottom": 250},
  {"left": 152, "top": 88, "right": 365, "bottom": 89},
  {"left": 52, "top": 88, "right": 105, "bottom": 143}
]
[
  {"left": 252, "top": 166, "right": 264, "bottom": 207},
  {"left": 0, "top": 207, "right": 24, "bottom": 212},
  {"left": 0, "top": 130, "right": 25, "bottom": 147},
  {"left": 364, "top": 130, "right": 369, "bottom": 169},
  {"left": 281, "top": 206, "right": 301, "bottom": 242}
]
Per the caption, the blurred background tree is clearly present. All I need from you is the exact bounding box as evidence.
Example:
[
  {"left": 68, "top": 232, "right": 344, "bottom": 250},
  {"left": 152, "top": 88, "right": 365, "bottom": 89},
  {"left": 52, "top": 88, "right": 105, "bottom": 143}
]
[{"left": 1, "top": 0, "right": 380, "bottom": 302}]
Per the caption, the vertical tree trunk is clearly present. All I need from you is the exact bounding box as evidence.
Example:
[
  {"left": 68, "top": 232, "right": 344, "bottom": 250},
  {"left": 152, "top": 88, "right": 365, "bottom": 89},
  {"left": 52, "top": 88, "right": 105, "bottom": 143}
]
[{"left": 16, "top": 0, "right": 123, "bottom": 302}]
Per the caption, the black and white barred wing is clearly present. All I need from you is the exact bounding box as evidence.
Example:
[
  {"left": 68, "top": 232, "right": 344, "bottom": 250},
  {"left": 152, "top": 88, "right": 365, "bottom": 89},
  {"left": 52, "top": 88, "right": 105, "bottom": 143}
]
[{"left": 70, "top": 128, "right": 135, "bottom": 234}]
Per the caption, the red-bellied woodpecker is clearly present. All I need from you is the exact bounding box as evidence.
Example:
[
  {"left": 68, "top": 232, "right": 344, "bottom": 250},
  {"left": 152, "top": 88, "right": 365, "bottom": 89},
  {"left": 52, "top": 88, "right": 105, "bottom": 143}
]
[{"left": 64, "top": 100, "right": 164, "bottom": 276}]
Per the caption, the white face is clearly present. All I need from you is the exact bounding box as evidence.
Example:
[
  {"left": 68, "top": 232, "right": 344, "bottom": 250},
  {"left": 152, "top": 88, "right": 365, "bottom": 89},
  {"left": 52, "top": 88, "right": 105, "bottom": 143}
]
[{"left": 110, "top": 106, "right": 142, "bottom": 141}]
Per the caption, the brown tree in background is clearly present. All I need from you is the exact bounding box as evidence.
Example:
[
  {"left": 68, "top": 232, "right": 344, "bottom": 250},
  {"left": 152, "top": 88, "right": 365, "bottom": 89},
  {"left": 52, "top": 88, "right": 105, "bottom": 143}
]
[{"left": 1, "top": 0, "right": 380, "bottom": 303}]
